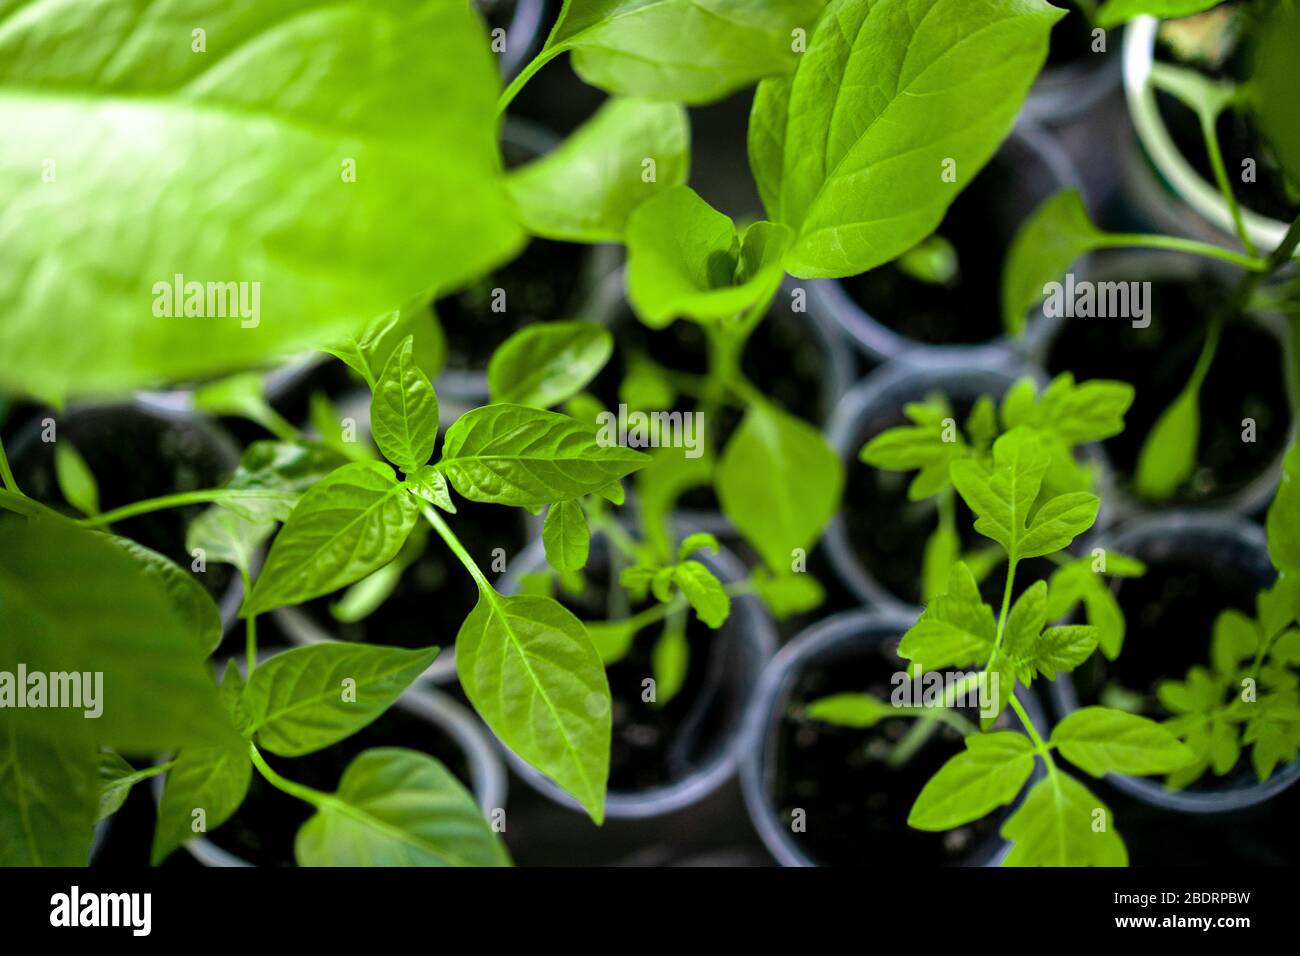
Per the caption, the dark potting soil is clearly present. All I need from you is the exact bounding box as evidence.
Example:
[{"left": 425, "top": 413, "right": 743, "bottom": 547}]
[
  {"left": 836, "top": 144, "right": 1048, "bottom": 346},
  {"left": 1043, "top": 274, "right": 1289, "bottom": 505},
  {"left": 204, "top": 699, "right": 475, "bottom": 867},
  {"left": 1067, "top": 551, "right": 1265, "bottom": 792},
  {"left": 1045, "top": 5, "right": 1104, "bottom": 71},
  {"left": 772, "top": 636, "right": 1015, "bottom": 866},
  {"left": 1156, "top": 10, "right": 1300, "bottom": 224},
  {"left": 9, "top": 405, "right": 236, "bottom": 605},
  {"left": 553, "top": 557, "right": 742, "bottom": 792},
  {"left": 842, "top": 395, "right": 1057, "bottom": 608},
  {"left": 295, "top": 498, "right": 529, "bottom": 654}
]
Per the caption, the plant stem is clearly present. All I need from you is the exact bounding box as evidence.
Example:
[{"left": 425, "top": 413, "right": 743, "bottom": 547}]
[
  {"left": 77, "top": 488, "right": 291, "bottom": 528},
  {"left": 0, "top": 434, "right": 21, "bottom": 496},
  {"left": 240, "top": 568, "right": 258, "bottom": 676},
  {"left": 117, "top": 759, "right": 177, "bottom": 789},
  {"left": 1098, "top": 233, "right": 1268, "bottom": 272},
  {"left": 593, "top": 578, "right": 756, "bottom": 635},
  {"left": 421, "top": 504, "right": 491, "bottom": 592},
  {"left": 497, "top": 44, "right": 565, "bottom": 116},
  {"left": 990, "top": 558, "right": 1020, "bottom": 659},
  {"left": 885, "top": 670, "right": 983, "bottom": 767},
  {"left": 248, "top": 744, "right": 328, "bottom": 808},
  {"left": 1200, "top": 109, "right": 1258, "bottom": 259}
]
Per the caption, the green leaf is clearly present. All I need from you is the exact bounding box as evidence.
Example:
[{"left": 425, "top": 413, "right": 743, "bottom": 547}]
[
  {"left": 0, "top": 729, "right": 96, "bottom": 866},
  {"left": 678, "top": 532, "right": 721, "bottom": 562},
  {"left": 0, "top": 0, "right": 522, "bottom": 400},
  {"left": 673, "top": 560, "right": 730, "bottom": 628},
  {"left": 243, "top": 643, "right": 439, "bottom": 757},
  {"left": 750, "top": 0, "right": 1062, "bottom": 278},
  {"left": 1018, "top": 492, "right": 1101, "bottom": 561},
  {"left": 0, "top": 512, "right": 235, "bottom": 753},
  {"left": 296, "top": 748, "right": 510, "bottom": 866},
  {"left": 508, "top": 99, "right": 690, "bottom": 242},
  {"left": 440, "top": 404, "right": 650, "bottom": 509},
  {"left": 193, "top": 372, "right": 286, "bottom": 437},
  {"left": 151, "top": 739, "right": 252, "bottom": 864},
  {"left": 221, "top": 440, "right": 351, "bottom": 523},
  {"left": 898, "top": 563, "right": 996, "bottom": 671},
  {"left": 543, "top": 500, "right": 590, "bottom": 573},
  {"left": 626, "top": 186, "right": 790, "bottom": 327},
  {"left": 716, "top": 402, "right": 843, "bottom": 572},
  {"left": 404, "top": 465, "right": 456, "bottom": 513},
  {"left": 1001, "top": 774, "right": 1127, "bottom": 866},
  {"left": 805, "top": 693, "right": 893, "bottom": 728},
  {"left": 1253, "top": 1, "right": 1300, "bottom": 188},
  {"left": 1031, "top": 373, "right": 1136, "bottom": 446},
  {"left": 1267, "top": 442, "right": 1300, "bottom": 574},
  {"left": 1031, "top": 626, "right": 1102, "bottom": 680},
  {"left": 1134, "top": 385, "right": 1201, "bottom": 501},
  {"left": 1001, "top": 189, "right": 1107, "bottom": 336},
  {"left": 750, "top": 567, "right": 825, "bottom": 618},
  {"left": 543, "top": 0, "right": 825, "bottom": 105},
  {"left": 1096, "top": 0, "right": 1227, "bottom": 30},
  {"left": 370, "top": 337, "right": 438, "bottom": 473},
  {"left": 325, "top": 304, "right": 447, "bottom": 391},
  {"left": 1001, "top": 581, "right": 1049, "bottom": 683},
  {"left": 53, "top": 441, "right": 98, "bottom": 517},
  {"left": 246, "top": 461, "right": 419, "bottom": 615},
  {"left": 860, "top": 401, "right": 966, "bottom": 501},
  {"left": 187, "top": 505, "right": 275, "bottom": 578},
  {"left": 330, "top": 524, "right": 429, "bottom": 624},
  {"left": 1052, "top": 706, "right": 1196, "bottom": 777},
  {"left": 651, "top": 617, "right": 689, "bottom": 707},
  {"left": 487, "top": 322, "right": 613, "bottom": 409},
  {"left": 908, "top": 732, "right": 1036, "bottom": 831},
  {"left": 896, "top": 234, "right": 960, "bottom": 287},
  {"left": 586, "top": 619, "right": 638, "bottom": 666},
  {"left": 107, "top": 536, "right": 223, "bottom": 657},
  {"left": 96, "top": 752, "right": 140, "bottom": 824},
  {"left": 1211, "top": 610, "right": 1259, "bottom": 676},
  {"left": 456, "top": 592, "right": 610, "bottom": 823}
]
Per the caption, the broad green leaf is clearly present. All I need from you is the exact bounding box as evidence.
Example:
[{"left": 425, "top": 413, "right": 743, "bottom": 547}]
[
  {"left": 440, "top": 404, "right": 649, "bottom": 510},
  {"left": 508, "top": 99, "right": 690, "bottom": 241},
  {"left": 1030, "top": 626, "right": 1101, "bottom": 679},
  {"left": 716, "top": 402, "right": 843, "bottom": 572},
  {"left": 488, "top": 322, "right": 613, "bottom": 409},
  {"left": 626, "top": 186, "right": 790, "bottom": 327},
  {"left": 326, "top": 304, "right": 447, "bottom": 391},
  {"left": 673, "top": 560, "right": 730, "bottom": 628},
  {"left": 1052, "top": 706, "right": 1195, "bottom": 777},
  {"left": 296, "top": 748, "right": 510, "bottom": 866},
  {"left": 456, "top": 592, "right": 610, "bottom": 823},
  {"left": 243, "top": 643, "right": 439, "bottom": 757},
  {"left": 542, "top": 0, "right": 825, "bottom": 105},
  {"left": 1134, "top": 386, "right": 1200, "bottom": 501},
  {"left": 805, "top": 693, "right": 892, "bottom": 728},
  {"left": 1001, "top": 774, "right": 1127, "bottom": 866},
  {"left": 1211, "top": 610, "right": 1258, "bottom": 676},
  {"left": 0, "top": 728, "right": 96, "bottom": 866},
  {"left": 678, "top": 533, "right": 721, "bottom": 562},
  {"left": 53, "top": 441, "right": 98, "bottom": 517},
  {"left": 193, "top": 372, "right": 290, "bottom": 438},
  {"left": 151, "top": 739, "right": 252, "bottom": 864},
  {"left": 0, "top": 512, "right": 235, "bottom": 753},
  {"left": 1032, "top": 373, "right": 1136, "bottom": 446},
  {"left": 1096, "top": 0, "right": 1226, "bottom": 30},
  {"left": 331, "top": 524, "right": 429, "bottom": 624},
  {"left": 651, "top": 617, "right": 689, "bottom": 706},
  {"left": 908, "top": 732, "right": 1036, "bottom": 830},
  {"left": 750, "top": 567, "right": 825, "bottom": 618},
  {"left": 860, "top": 400, "right": 966, "bottom": 501},
  {"left": 1001, "top": 189, "right": 1107, "bottom": 336},
  {"left": 370, "top": 337, "right": 438, "bottom": 473},
  {"left": 221, "top": 440, "right": 350, "bottom": 523},
  {"left": 543, "top": 500, "right": 591, "bottom": 572},
  {"left": 750, "top": 0, "right": 1062, "bottom": 278},
  {"left": 899, "top": 563, "right": 996, "bottom": 671},
  {"left": 246, "top": 461, "right": 420, "bottom": 615},
  {"left": 0, "top": 0, "right": 522, "bottom": 400},
  {"left": 187, "top": 504, "right": 275, "bottom": 578},
  {"left": 586, "top": 619, "right": 638, "bottom": 666},
  {"left": 1000, "top": 581, "right": 1049, "bottom": 683},
  {"left": 96, "top": 752, "right": 139, "bottom": 824},
  {"left": 1017, "top": 492, "right": 1100, "bottom": 561},
  {"left": 1253, "top": 1, "right": 1300, "bottom": 188},
  {"left": 107, "top": 536, "right": 223, "bottom": 657}
]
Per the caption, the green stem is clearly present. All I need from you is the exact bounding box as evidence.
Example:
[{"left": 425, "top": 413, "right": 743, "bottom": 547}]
[
  {"left": 0, "top": 434, "right": 21, "bottom": 496},
  {"left": 116, "top": 759, "right": 177, "bottom": 789},
  {"left": 78, "top": 489, "right": 289, "bottom": 528},
  {"left": 421, "top": 504, "right": 491, "bottom": 592},
  {"left": 497, "top": 44, "right": 566, "bottom": 116},
  {"left": 1200, "top": 109, "right": 1258, "bottom": 259},
  {"left": 248, "top": 744, "right": 328, "bottom": 808},
  {"left": 990, "top": 559, "right": 1020, "bottom": 660},
  {"left": 593, "top": 578, "right": 756, "bottom": 635},
  {"left": 240, "top": 568, "right": 258, "bottom": 676},
  {"left": 1098, "top": 233, "right": 1268, "bottom": 272},
  {"left": 885, "top": 670, "right": 984, "bottom": 767}
]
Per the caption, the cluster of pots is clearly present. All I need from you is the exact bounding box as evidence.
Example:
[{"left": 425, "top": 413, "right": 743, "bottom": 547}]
[{"left": 4, "top": 8, "right": 1297, "bottom": 867}]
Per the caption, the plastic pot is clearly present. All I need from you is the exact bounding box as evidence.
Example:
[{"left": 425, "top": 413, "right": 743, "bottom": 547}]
[
  {"left": 1122, "top": 15, "right": 1300, "bottom": 256},
  {"left": 739, "top": 608, "right": 1047, "bottom": 867},
  {"left": 7, "top": 400, "right": 244, "bottom": 626},
  {"left": 1050, "top": 510, "right": 1300, "bottom": 812},
  {"left": 1027, "top": 248, "right": 1292, "bottom": 518},
  {"left": 497, "top": 531, "right": 777, "bottom": 818},
  {"left": 161, "top": 660, "right": 508, "bottom": 867},
  {"left": 805, "top": 127, "right": 1082, "bottom": 365}
]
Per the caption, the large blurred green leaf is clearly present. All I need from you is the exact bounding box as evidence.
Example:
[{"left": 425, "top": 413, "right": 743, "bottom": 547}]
[{"left": 0, "top": 0, "right": 522, "bottom": 400}]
